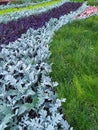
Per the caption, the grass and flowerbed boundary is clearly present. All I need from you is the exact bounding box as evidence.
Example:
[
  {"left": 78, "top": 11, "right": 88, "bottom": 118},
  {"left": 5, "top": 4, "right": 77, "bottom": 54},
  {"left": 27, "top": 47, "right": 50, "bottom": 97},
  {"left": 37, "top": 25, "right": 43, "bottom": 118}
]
[
  {"left": 0, "top": 0, "right": 98, "bottom": 129},
  {"left": 0, "top": 1, "right": 87, "bottom": 129},
  {"left": 49, "top": 15, "right": 98, "bottom": 130}
]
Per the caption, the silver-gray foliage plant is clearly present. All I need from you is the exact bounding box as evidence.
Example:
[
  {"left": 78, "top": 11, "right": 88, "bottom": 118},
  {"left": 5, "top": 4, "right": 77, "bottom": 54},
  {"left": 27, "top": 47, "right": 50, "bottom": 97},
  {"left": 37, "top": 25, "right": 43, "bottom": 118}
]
[{"left": 0, "top": 27, "right": 69, "bottom": 130}]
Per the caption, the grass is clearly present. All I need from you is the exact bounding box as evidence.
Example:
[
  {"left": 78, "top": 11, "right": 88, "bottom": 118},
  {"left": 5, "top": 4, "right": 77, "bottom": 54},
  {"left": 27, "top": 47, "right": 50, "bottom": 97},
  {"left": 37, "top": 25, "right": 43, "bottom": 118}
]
[
  {"left": 71, "top": 0, "right": 98, "bottom": 6},
  {"left": 49, "top": 15, "right": 98, "bottom": 130},
  {"left": 0, "top": 0, "right": 61, "bottom": 16}
]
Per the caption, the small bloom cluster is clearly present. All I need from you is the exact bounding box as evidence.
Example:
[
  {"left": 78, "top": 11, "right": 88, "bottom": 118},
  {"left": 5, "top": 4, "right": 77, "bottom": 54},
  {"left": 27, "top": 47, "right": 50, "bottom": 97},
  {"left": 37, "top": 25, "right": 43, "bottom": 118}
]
[{"left": 75, "top": 6, "right": 98, "bottom": 19}]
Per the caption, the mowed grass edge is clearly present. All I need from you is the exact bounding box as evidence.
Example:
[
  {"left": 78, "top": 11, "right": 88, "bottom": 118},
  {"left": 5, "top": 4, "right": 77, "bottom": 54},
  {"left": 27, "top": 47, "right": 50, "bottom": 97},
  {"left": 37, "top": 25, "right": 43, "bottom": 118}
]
[
  {"left": 48, "top": 15, "right": 98, "bottom": 130},
  {"left": 71, "top": 0, "right": 98, "bottom": 6}
]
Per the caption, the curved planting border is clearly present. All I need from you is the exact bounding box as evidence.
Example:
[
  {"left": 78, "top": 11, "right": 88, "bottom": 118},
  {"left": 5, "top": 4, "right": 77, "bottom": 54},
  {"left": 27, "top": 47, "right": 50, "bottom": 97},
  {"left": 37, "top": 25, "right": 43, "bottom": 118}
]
[
  {"left": 0, "top": 0, "right": 51, "bottom": 9},
  {"left": 0, "top": 0, "right": 69, "bottom": 18},
  {"left": 0, "top": 0, "right": 61, "bottom": 16},
  {"left": 0, "top": 2, "right": 86, "bottom": 45},
  {"left": 0, "top": 0, "right": 60, "bottom": 10},
  {"left": 0, "top": 3, "right": 87, "bottom": 129}
]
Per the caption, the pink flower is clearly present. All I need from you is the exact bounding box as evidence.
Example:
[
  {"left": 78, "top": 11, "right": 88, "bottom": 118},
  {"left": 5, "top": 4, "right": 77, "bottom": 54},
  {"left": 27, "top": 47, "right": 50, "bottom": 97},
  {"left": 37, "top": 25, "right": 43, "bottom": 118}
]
[{"left": 75, "top": 6, "right": 98, "bottom": 19}]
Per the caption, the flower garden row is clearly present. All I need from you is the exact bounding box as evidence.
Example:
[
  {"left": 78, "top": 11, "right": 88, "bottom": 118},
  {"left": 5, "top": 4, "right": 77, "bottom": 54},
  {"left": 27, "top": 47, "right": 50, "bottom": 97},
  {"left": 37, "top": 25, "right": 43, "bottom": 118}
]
[
  {"left": 0, "top": 1, "right": 87, "bottom": 130},
  {"left": 0, "top": 0, "right": 67, "bottom": 16},
  {"left": 0, "top": 2, "right": 83, "bottom": 45},
  {"left": 0, "top": 0, "right": 69, "bottom": 24}
]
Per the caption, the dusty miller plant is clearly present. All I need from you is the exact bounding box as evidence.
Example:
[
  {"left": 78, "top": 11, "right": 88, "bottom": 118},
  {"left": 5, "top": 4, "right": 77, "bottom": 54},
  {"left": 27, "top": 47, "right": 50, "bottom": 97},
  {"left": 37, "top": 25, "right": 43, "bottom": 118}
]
[{"left": 0, "top": 26, "right": 69, "bottom": 130}]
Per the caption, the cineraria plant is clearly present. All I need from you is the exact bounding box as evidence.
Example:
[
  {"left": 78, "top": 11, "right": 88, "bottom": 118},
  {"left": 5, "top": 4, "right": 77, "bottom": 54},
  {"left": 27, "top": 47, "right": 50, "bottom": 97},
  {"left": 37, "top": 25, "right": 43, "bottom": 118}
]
[{"left": 0, "top": 24, "right": 70, "bottom": 130}]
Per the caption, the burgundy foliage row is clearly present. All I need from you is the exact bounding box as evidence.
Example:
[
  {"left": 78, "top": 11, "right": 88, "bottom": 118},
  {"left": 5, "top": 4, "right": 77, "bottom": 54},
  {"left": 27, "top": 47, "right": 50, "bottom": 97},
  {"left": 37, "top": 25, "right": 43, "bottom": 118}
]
[
  {"left": 0, "top": 1, "right": 9, "bottom": 5},
  {"left": 0, "top": 2, "right": 82, "bottom": 45}
]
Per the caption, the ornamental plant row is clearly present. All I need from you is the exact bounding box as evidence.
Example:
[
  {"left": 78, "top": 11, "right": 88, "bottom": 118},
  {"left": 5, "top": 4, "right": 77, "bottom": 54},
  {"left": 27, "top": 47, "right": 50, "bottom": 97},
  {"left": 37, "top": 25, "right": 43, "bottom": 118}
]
[
  {"left": 0, "top": 0, "right": 61, "bottom": 10},
  {"left": 0, "top": 2, "right": 85, "bottom": 45},
  {"left": 0, "top": 5, "right": 87, "bottom": 129},
  {"left": 0, "top": 1, "right": 9, "bottom": 5},
  {"left": 0, "top": 0, "right": 68, "bottom": 16},
  {"left": 0, "top": 0, "right": 69, "bottom": 21}
]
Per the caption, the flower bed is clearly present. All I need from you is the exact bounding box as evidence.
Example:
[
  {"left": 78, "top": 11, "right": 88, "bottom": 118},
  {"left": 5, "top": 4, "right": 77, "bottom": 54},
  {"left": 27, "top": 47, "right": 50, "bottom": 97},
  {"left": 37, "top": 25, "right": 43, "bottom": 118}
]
[
  {"left": 0, "top": 1, "right": 88, "bottom": 130},
  {"left": 0, "top": 0, "right": 55, "bottom": 10},
  {"left": 0, "top": 2, "right": 84, "bottom": 45},
  {"left": 0, "top": 0, "right": 69, "bottom": 22}
]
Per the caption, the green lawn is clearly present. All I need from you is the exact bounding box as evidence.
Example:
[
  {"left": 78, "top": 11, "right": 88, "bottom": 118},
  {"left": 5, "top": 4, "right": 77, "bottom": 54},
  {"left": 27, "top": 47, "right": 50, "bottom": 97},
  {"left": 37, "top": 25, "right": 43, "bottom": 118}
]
[
  {"left": 71, "top": 0, "right": 98, "bottom": 5},
  {"left": 49, "top": 15, "right": 98, "bottom": 130}
]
